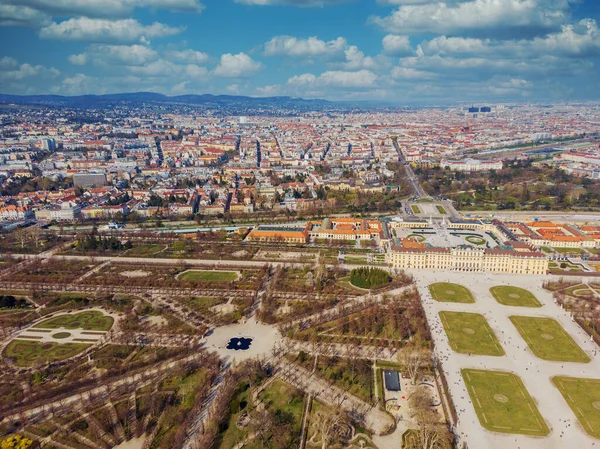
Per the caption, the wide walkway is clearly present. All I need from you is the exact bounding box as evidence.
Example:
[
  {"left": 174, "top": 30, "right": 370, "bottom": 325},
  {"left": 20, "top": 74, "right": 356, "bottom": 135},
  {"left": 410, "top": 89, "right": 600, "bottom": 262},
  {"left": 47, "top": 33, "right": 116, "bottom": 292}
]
[{"left": 412, "top": 270, "right": 600, "bottom": 449}]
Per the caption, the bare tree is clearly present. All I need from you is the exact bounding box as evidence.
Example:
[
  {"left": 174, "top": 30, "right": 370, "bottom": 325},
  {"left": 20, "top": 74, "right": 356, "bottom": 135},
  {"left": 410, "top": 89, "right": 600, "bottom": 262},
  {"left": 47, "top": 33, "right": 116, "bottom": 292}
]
[
  {"left": 29, "top": 227, "right": 43, "bottom": 249},
  {"left": 409, "top": 387, "right": 452, "bottom": 449},
  {"left": 312, "top": 406, "right": 350, "bottom": 449},
  {"left": 398, "top": 347, "right": 429, "bottom": 385},
  {"left": 13, "top": 228, "right": 29, "bottom": 249}
]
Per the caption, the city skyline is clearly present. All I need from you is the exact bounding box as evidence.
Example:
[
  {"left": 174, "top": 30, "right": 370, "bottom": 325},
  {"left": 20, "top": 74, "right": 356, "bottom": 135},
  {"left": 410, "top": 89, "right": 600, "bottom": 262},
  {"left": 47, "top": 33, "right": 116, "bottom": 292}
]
[{"left": 0, "top": 0, "right": 599, "bottom": 103}]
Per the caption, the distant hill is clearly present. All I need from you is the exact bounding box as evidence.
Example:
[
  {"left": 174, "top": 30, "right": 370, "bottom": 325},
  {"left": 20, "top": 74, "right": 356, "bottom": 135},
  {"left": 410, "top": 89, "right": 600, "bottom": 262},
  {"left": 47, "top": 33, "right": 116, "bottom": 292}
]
[{"left": 0, "top": 92, "right": 351, "bottom": 110}]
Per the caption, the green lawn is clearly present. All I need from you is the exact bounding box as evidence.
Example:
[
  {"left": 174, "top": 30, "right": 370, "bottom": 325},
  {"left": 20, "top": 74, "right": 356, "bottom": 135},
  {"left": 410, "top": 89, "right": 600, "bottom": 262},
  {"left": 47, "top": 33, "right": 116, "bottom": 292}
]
[
  {"left": 34, "top": 311, "right": 114, "bottom": 331},
  {"left": 552, "top": 376, "right": 600, "bottom": 439},
  {"left": 429, "top": 282, "right": 475, "bottom": 303},
  {"left": 411, "top": 205, "right": 421, "bottom": 214},
  {"left": 510, "top": 316, "right": 590, "bottom": 363},
  {"left": 552, "top": 247, "right": 583, "bottom": 254},
  {"left": 178, "top": 270, "right": 239, "bottom": 282},
  {"left": 462, "top": 369, "right": 549, "bottom": 436},
  {"left": 490, "top": 286, "right": 542, "bottom": 307},
  {"left": 3, "top": 340, "right": 91, "bottom": 367},
  {"left": 439, "top": 311, "right": 504, "bottom": 356},
  {"left": 465, "top": 236, "right": 486, "bottom": 245},
  {"left": 436, "top": 205, "right": 447, "bottom": 215}
]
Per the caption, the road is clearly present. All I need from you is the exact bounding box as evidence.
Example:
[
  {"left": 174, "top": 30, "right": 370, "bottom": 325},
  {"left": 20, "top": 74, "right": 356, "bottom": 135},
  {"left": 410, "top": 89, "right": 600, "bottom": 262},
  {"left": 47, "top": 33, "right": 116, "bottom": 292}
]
[
  {"left": 456, "top": 210, "right": 600, "bottom": 223},
  {"left": 7, "top": 252, "right": 311, "bottom": 269},
  {"left": 392, "top": 138, "right": 428, "bottom": 199}
]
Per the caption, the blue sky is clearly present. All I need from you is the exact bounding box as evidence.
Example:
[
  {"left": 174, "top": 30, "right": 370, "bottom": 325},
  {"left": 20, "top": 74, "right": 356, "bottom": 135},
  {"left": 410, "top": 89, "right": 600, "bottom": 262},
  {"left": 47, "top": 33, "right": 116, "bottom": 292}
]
[{"left": 0, "top": 0, "right": 599, "bottom": 103}]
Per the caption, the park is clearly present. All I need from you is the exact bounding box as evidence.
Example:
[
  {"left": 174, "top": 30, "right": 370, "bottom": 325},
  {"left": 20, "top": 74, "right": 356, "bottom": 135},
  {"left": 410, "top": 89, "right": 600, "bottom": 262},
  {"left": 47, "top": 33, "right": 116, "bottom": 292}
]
[
  {"left": 439, "top": 311, "right": 504, "bottom": 356},
  {"left": 509, "top": 316, "right": 590, "bottom": 363},
  {"left": 429, "top": 282, "right": 475, "bottom": 303},
  {"left": 490, "top": 286, "right": 542, "bottom": 308},
  {"left": 462, "top": 369, "right": 550, "bottom": 436}
]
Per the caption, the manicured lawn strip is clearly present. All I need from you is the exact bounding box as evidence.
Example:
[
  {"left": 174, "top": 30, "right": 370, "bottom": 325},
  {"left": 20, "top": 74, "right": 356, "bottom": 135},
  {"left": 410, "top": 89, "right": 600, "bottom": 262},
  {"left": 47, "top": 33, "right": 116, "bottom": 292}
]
[
  {"left": 552, "top": 376, "right": 600, "bottom": 439},
  {"left": 178, "top": 270, "right": 239, "bottom": 282},
  {"left": 3, "top": 340, "right": 91, "bottom": 367},
  {"left": 490, "top": 286, "right": 542, "bottom": 308},
  {"left": 436, "top": 205, "right": 447, "bottom": 214},
  {"left": 439, "top": 311, "right": 504, "bottom": 356},
  {"left": 510, "top": 316, "right": 590, "bottom": 363},
  {"left": 34, "top": 311, "right": 114, "bottom": 331},
  {"left": 411, "top": 205, "right": 421, "bottom": 214},
  {"left": 462, "top": 369, "right": 549, "bottom": 436},
  {"left": 553, "top": 247, "right": 584, "bottom": 254},
  {"left": 429, "top": 282, "right": 475, "bottom": 303}
]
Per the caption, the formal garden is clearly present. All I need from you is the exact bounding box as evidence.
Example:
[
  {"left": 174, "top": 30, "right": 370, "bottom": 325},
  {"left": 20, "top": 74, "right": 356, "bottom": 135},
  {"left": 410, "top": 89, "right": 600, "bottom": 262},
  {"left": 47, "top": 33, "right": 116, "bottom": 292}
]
[
  {"left": 462, "top": 369, "right": 549, "bottom": 436},
  {"left": 509, "top": 316, "right": 590, "bottom": 363},
  {"left": 429, "top": 282, "right": 475, "bottom": 303},
  {"left": 439, "top": 311, "right": 504, "bottom": 356}
]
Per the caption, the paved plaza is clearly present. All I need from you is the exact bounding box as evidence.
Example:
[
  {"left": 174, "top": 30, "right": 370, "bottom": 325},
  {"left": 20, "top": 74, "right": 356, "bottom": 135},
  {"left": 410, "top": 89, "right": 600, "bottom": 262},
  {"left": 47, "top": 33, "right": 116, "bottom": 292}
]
[
  {"left": 203, "top": 316, "right": 281, "bottom": 363},
  {"left": 411, "top": 270, "right": 600, "bottom": 449}
]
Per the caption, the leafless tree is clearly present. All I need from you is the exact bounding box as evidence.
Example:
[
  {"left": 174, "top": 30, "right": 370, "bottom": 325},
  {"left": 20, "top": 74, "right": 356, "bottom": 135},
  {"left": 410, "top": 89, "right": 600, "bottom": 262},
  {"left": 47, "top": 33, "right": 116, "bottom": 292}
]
[
  {"left": 312, "top": 406, "right": 350, "bottom": 449},
  {"left": 409, "top": 387, "right": 452, "bottom": 449},
  {"left": 13, "top": 228, "right": 29, "bottom": 249},
  {"left": 398, "top": 347, "right": 429, "bottom": 385}
]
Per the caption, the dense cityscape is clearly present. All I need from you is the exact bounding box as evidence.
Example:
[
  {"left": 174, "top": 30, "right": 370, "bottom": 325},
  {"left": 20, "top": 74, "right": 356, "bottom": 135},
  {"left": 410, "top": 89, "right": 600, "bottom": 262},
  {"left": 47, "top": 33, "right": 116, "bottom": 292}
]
[
  {"left": 2, "top": 0, "right": 600, "bottom": 448},
  {"left": 0, "top": 98, "right": 599, "bottom": 449}
]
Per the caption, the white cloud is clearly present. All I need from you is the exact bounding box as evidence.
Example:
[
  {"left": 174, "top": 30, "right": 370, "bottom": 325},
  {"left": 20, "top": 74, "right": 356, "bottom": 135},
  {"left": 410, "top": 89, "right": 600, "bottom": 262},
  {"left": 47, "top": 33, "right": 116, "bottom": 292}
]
[
  {"left": 416, "top": 20, "right": 600, "bottom": 59},
  {"left": 39, "top": 18, "right": 184, "bottom": 43},
  {"left": 390, "top": 67, "right": 436, "bottom": 79},
  {"left": 235, "top": 0, "right": 349, "bottom": 6},
  {"left": 382, "top": 34, "right": 413, "bottom": 55},
  {"left": 0, "top": 56, "right": 18, "bottom": 70},
  {"left": 68, "top": 53, "right": 88, "bottom": 66},
  {"left": 59, "top": 73, "right": 100, "bottom": 95},
  {"left": 371, "top": 0, "right": 572, "bottom": 38},
  {"left": 213, "top": 53, "right": 262, "bottom": 78},
  {"left": 288, "top": 69, "right": 377, "bottom": 88},
  {"left": 0, "top": 58, "right": 60, "bottom": 95},
  {"left": 168, "top": 49, "right": 209, "bottom": 64},
  {"left": 227, "top": 84, "right": 241, "bottom": 94},
  {"left": 0, "top": 4, "right": 49, "bottom": 27},
  {"left": 70, "top": 44, "right": 158, "bottom": 66},
  {"left": 342, "top": 46, "right": 376, "bottom": 70},
  {"left": 264, "top": 35, "right": 346, "bottom": 57},
  {"left": 255, "top": 84, "right": 282, "bottom": 96},
  {"left": 1, "top": 0, "right": 204, "bottom": 18}
]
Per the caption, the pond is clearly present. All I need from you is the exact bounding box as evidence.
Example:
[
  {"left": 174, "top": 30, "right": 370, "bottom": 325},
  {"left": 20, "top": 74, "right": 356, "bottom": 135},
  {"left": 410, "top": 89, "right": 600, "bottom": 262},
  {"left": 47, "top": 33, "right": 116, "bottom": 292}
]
[{"left": 226, "top": 337, "right": 253, "bottom": 351}]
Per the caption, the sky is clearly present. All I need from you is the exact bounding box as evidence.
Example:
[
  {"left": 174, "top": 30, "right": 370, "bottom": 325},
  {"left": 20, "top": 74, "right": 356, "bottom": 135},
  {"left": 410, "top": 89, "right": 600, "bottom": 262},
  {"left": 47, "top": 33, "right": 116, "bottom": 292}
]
[{"left": 0, "top": 0, "right": 599, "bottom": 103}]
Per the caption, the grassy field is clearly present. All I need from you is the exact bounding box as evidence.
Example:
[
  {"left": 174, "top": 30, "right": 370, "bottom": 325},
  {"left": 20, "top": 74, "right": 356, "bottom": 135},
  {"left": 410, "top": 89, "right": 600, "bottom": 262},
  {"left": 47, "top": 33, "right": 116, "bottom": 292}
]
[
  {"left": 429, "top": 282, "right": 476, "bottom": 303},
  {"left": 490, "top": 286, "right": 542, "bottom": 307},
  {"left": 3, "top": 340, "right": 91, "bottom": 367},
  {"left": 439, "top": 311, "right": 504, "bottom": 356},
  {"left": 552, "top": 376, "right": 600, "bottom": 439},
  {"left": 465, "top": 236, "right": 486, "bottom": 245},
  {"left": 178, "top": 270, "right": 239, "bottom": 282},
  {"left": 411, "top": 205, "right": 421, "bottom": 214},
  {"left": 436, "top": 205, "right": 447, "bottom": 214},
  {"left": 34, "top": 310, "right": 114, "bottom": 331},
  {"left": 510, "top": 316, "right": 590, "bottom": 363},
  {"left": 462, "top": 369, "right": 550, "bottom": 436},
  {"left": 552, "top": 247, "right": 584, "bottom": 254}
]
